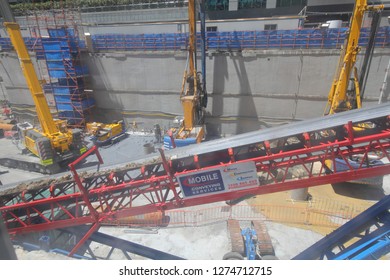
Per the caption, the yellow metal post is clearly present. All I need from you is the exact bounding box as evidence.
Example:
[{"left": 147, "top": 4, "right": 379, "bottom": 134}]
[{"left": 180, "top": 0, "right": 199, "bottom": 131}]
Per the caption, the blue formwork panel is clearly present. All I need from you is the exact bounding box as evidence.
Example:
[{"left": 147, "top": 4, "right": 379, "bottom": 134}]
[
  {"left": 54, "top": 95, "right": 71, "bottom": 103},
  {"left": 48, "top": 70, "right": 67, "bottom": 79},
  {"left": 48, "top": 28, "right": 75, "bottom": 38},
  {"left": 328, "top": 28, "right": 347, "bottom": 46},
  {"left": 48, "top": 28, "right": 67, "bottom": 38},
  {"left": 0, "top": 38, "right": 12, "bottom": 50},
  {"left": 42, "top": 41, "right": 65, "bottom": 60},
  {"left": 56, "top": 99, "right": 95, "bottom": 111},
  {"left": 207, "top": 37, "right": 219, "bottom": 49},
  {"left": 81, "top": 97, "right": 95, "bottom": 109},
  {"left": 56, "top": 103, "right": 73, "bottom": 111},
  {"left": 42, "top": 40, "right": 62, "bottom": 51},
  {"left": 53, "top": 87, "right": 70, "bottom": 95},
  {"left": 76, "top": 65, "right": 89, "bottom": 76},
  {"left": 228, "top": 31, "right": 242, "bottom": 49},
  {"left": 277, "top": 30, "right": 294, "bottom": 48},
  {"left": 46, "top": 61, "right": 66, "bottom": 70},
  {"left": 53, "top": 86, "right": 74, "bottom": 95},
  {"left": 44, "top": 51, "right": 68, "bottom": 61},
  {"left": 67, "top": 28, "right": 75, "bottom": 37},
  {"left": 307, "top": 30, "right": 325, "bottom": 48},
  {"left": 58, "top": 110, "right": 82, "bottom": 118},
  {"left": 0, "top": 38, "right": 10, "bottom": 47},
  {"left": 58, "top": 77, "right": 84, "bottom": 87},
  {"left": 58, "top": 97, "right": 95, "bottom": 110},
  {"left": 292, "top": 32, "right": 307, "bottom": 48},
  {"left": 47, "top": 65, "right": 87, "bottom": 78},
  {"left": 59, "top": 40, "right": 70, "bottom": 49}
]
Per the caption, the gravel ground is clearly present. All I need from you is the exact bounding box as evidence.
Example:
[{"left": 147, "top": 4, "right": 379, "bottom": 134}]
[{"left": 13, "top": 220, "right": 324, "bottom": 260}]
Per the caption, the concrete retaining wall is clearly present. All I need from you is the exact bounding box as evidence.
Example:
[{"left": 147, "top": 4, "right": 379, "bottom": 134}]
[
  {"left": 1, "top": 48, "right": 389, "bottom": 136},
  {"left": 83, "top": 48, "right": 390, "bottom": 135}
]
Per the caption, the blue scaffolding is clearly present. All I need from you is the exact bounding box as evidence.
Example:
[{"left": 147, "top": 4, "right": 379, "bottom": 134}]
[{"left": 38, "top": 27, "right": 94, "bottom": 127}]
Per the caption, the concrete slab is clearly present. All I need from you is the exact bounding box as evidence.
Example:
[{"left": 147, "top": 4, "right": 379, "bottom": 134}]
[{"left": 0, "top": 138, "right": 43, "bottom": 186}]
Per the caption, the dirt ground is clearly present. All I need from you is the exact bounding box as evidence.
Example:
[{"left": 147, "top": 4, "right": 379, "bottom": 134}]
[{"left": 249, "top": 180, "right": 389, "bottom": 236}]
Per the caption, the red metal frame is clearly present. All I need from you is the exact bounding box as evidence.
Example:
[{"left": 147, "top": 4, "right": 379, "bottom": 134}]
[{"left": 1, "top": 115, "right": 389, "bottom": 256}]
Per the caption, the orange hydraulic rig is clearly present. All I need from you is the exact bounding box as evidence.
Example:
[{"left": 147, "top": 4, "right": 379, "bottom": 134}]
[{"left": 0, "top": 104, "right": 389, "bottom": 258}]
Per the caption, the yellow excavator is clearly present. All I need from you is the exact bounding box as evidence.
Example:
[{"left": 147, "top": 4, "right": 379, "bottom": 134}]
[
  {"left": 324, "top": 0, "right": 384, "bottom": 186},
  {"left": 164, "top": 0, "right": 208, "bottom": 149},
  {"left": 0, "top": 1, "right": 87, "bottom": 174},
  {"left": 324, "top": 0, "right": 384, "bottom": 115}
]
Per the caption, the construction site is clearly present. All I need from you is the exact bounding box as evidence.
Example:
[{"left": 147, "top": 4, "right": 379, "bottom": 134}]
[{"left": 0, "top": 0, "right": 390, "bottom": 261}]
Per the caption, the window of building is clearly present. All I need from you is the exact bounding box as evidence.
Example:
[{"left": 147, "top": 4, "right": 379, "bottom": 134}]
[
  {"left": 264, "top": 24, "right": 277, "bottom": 31},
  {"left": 276, "top": 0, "right": 307, "bottom": 8},
  {"left": 238, "top": 0, "right": 267, "bottom": 10},
  {"left": 206, "top": 0, "right": 229, "bottom": 11},
  {"left": 207, "top": 26, "right": 218, "bottom": 32}
]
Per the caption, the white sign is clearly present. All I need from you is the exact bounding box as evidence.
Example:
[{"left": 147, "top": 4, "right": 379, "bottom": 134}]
[{"left": 177, "top": 161, "right": 258, "bottom": 198}]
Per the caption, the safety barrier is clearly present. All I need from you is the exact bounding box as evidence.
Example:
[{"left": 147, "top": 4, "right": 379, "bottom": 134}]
[
  {"left": 105, "top": 197, "right": 373, "bottom": 230},
  {"left": 91, "top": 27, "right": 390, "bottom": 51},
  {"left": 1, "top": 26, "right": 388, "bottom": 53}
]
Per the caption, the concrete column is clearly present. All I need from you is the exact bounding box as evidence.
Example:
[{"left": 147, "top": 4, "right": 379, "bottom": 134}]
[
  {"left": 229, "top": 0, "right": 238, "bottom": 11},
  {"left": 84, "top": 32, "right": 94, "bottom": 53},
  {"left": 266, "top": 0, "right": 277, "bottom": 9},
  {"left": 290, "top": 188, "right": 309, "bottom": 201}
]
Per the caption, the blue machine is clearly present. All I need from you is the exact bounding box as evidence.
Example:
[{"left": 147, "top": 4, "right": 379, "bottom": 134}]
[
  {"left": 334, "top": 157, "right": 384, "bottom": 186},
  {"left": 293, "top": 194, "right": 390, "bottom": 260},
  {"left": 163, "top": 135, "right": 197, "bottom": 150},
  {"left": 241, "top": 227, "right": 258, "bottom": 260}
]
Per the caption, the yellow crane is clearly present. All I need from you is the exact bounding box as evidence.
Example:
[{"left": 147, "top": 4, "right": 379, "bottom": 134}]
[
  {"left": 0, "top": 1, "right": 86, "bottom": 173},
  {"left": 324, "top": 0, "right": 384, "bottom": 115},
  {"left": 164, "top": 0, "right": 207, "bottom": 149},
  {"left": 324, "top": 0, "right": 384, "bottom": 186}
]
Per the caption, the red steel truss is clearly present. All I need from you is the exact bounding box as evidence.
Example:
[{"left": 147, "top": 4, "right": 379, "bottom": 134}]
[{"left": 0, "top": 112, "right": 389, "bottom": 256}]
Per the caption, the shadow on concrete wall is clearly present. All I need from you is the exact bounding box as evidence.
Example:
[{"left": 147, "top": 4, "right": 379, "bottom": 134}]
[
  {"left": 207, "top": 54, "right": 229, "bottom": 137},
  {"left": 231, "top": 55, "right": 261, "bottom": 134},
  {"left": 87, "top": 55, "right": 125, "bottom": 123}
]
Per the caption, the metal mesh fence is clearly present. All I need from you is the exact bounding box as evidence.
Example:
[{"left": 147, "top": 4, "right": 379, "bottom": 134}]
[{"left": 105, "top": 197, "right": 373, "bottom": 229}]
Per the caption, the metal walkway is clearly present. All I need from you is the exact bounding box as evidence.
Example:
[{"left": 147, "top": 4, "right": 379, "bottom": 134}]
[{"left": 0, "top": 104, "right": 389, "bottom": 257}]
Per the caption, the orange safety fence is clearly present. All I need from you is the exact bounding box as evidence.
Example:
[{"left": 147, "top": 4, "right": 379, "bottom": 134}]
[{"left": 103, "top": 197, "right": 374, "bottom": 229}]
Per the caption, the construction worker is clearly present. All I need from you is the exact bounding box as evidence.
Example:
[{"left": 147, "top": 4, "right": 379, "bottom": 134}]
[{"left": 154, "top": 124, "right": 162, "bottom": 143}]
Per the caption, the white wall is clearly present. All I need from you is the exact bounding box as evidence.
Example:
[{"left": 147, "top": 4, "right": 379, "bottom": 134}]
[
  {"left": 210, "top": 18, "right": 301, "bottom": 31},
  {"left": 229, "top": 0, "right": 239, "bottom": 11},
  {"left": 84, "top": 17, "right": 302, "bottom": 35},
  {"left": 266, "top": 0, "right": 277, "bottom": 9}
]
